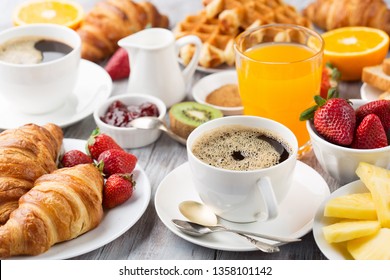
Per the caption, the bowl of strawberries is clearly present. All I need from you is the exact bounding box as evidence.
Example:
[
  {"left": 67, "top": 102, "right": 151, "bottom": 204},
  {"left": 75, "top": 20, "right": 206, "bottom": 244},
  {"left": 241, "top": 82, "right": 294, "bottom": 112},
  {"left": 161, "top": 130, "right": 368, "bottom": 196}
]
[{"left": 302, "top": 91, "right": 390, "bottom": 185}]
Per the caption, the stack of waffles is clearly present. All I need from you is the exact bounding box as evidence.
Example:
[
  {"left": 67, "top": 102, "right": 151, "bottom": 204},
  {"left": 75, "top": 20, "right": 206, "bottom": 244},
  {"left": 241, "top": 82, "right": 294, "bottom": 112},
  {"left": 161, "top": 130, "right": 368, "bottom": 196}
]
[{"left": 174, "top": 0, "right": 312, "bottom": 68}]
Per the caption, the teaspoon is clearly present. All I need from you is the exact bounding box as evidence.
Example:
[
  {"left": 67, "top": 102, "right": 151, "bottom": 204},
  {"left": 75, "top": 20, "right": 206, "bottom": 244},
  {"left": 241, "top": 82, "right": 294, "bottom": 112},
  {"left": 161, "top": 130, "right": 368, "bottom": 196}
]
[
  {"left": 178, "top": 201, "right": 301, "bottom": 243},
  {"left": 172, "top": 219, "right": 280, "bottom": 253},
  {"left": 129, "top": 116, "right": 187, "bottom": 145}
]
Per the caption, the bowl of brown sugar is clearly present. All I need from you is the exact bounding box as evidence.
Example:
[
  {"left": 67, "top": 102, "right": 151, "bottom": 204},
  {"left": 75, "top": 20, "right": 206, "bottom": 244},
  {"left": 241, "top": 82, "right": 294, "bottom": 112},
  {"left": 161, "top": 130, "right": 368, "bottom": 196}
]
[{"left": 192, "top": 70, "right": 243, "bottom": 116}]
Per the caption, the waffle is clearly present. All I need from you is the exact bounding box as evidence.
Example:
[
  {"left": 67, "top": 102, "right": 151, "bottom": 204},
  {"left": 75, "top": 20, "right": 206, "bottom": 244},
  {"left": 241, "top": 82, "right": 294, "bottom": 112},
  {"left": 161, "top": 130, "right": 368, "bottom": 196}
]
[{"left": 174, "top": 0, "right": 312, "bottom": 68}]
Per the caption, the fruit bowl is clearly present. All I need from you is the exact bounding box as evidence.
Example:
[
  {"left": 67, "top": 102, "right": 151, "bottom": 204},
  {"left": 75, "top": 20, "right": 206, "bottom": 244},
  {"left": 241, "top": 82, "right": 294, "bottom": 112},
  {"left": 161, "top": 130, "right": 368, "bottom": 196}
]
[
  {"left": 307, "top": 99, "right": 390, "bottom": 185},
  {"left": 93, "top": 93, "right": 166, "bottom": 149}
]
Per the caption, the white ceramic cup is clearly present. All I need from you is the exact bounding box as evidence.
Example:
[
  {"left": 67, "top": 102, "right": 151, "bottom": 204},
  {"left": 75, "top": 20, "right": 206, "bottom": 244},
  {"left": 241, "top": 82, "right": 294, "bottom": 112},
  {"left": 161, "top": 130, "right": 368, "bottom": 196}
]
[
  {"left": 0, "top": 24, "right": 81, "bottom": 114},
  {"left": 187, "top": 116, "right": 298, "bottom": 223}
]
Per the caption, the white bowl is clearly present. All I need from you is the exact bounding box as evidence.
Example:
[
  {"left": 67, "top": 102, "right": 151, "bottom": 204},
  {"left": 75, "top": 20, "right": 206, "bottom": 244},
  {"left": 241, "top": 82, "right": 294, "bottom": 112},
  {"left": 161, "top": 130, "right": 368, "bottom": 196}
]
[
  {"left": 307, "top": 99, "right": 390, "bottom": 185},
  {"left": 93, "top": 93, "right": 166, "bottom": 149},
  {"left": 192, "top": 70, "right": 243, "bottom": 116}
]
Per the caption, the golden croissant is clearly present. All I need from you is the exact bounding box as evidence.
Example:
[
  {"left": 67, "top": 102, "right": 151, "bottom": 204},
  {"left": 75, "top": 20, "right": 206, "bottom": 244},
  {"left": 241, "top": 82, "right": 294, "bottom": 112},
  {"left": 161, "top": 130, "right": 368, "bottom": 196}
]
[
  {"left": 303, "top": 0, "right": 390, "bottom": 34},
  {"left": 77, "top": 0, "right": 170, "bottom": 62},
  {"left": 0, "top": 123, "right": 63, "bottom": 225},
  {"left": 0, "top": 164, "right": 104, "bottom": 259}
]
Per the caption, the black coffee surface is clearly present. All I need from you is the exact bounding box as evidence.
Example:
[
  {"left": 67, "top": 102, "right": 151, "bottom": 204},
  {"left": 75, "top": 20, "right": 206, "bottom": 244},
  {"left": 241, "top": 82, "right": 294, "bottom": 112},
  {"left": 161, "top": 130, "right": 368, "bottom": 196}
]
[
  {"left": 192, "top": 125, "right": 292, "bottom": 171},
  {"left": 34, "top": 39, "right": 73, "bottom": 63},
  {"left": 0, "top": 36, "right": 72, "bottom": 64}
]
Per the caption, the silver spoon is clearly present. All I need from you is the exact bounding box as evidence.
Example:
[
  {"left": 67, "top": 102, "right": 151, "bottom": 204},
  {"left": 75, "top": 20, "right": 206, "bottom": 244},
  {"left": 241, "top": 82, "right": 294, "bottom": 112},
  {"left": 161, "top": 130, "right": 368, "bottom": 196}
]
[
  {"left": 129, "top": 116, "right": 187, "bottom": 145},
  {"left": 178, "top": 201, "right": 301, "bottom": 244},
  {"left": 172, "top": 219, "right": 280, "bottom": 253}
]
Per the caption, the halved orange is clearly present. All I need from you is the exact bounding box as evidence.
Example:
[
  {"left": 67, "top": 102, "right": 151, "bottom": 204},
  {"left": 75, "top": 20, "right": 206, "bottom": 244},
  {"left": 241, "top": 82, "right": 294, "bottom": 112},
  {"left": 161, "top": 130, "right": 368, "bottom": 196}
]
[
  {"left": 13, "top": 0, "right": 84, "bottom": 30},
  {"left": 322, "top": 27, "right": 389, "bottom": 81}
]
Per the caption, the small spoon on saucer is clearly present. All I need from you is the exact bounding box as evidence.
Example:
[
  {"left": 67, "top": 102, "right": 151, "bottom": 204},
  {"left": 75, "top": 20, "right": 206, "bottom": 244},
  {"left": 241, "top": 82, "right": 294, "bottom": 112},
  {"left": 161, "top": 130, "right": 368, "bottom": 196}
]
[
  {"left": 172, "top": 219, "right": 280, "bottom": 253},
  {"left": 178, "top": 201, "right": 301, "bottom": 244},
  {"left": 129, "top": 116, "right": 187, "bottom": 145}
]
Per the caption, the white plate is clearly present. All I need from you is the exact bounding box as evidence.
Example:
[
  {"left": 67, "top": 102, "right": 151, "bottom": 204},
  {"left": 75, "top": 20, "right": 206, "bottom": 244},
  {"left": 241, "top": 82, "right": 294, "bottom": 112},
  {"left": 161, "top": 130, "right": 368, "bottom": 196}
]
[
  {"left": 0, "top": 59, "right": 112, "bottom": 129},
  {"left": 313, "top": 180, "right": 368, "bottom": 260},
  {"left": 192, "top": 70, "right": 243, "bottom": 116},
  {"left": 360, "top": 83, "right": 382, "bottom": 101},
  {"left": 10, "top": 138, "right": 151, "bottom": 260},
  {"left": 179, "top": 58, "right": 234, "bottom": 74},
  {"left": 196, "top": 64, "right": 235, "bottom": 74},
  {"left": 155, "top": 161, "right": 330, "bottom": 251}
]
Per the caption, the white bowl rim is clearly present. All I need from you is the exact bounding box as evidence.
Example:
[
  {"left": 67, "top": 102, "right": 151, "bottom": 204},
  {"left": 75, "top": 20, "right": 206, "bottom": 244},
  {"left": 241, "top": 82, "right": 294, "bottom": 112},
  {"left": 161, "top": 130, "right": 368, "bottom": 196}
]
[
  {"left": 306, "top": 98, "right": 390, "bottom": 153},
  {"left": 192, "top": 70, "right": 243, "bottom": 111},
  {"left": 93, "top": 93, "right": 167, "bottom": 132}
]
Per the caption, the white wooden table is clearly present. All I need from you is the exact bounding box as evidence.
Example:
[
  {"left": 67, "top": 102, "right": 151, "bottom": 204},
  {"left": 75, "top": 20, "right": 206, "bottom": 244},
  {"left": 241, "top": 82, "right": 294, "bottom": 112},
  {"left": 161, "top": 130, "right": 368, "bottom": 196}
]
[{"left": 0, "top": 0, "right": 366, "bottom": 260}]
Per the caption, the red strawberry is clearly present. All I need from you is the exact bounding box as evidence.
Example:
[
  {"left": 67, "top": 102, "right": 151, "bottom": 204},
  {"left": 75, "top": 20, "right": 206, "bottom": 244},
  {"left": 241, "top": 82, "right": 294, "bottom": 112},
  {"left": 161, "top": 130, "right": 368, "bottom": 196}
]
[
  {"left": 314, "top": 98, "right": 356, "bottom": 146},
  {"left": 104, "top": 48, "right": 130, "bottom": 80},
  {"left": 356, "top": 100, "right": 390, "bottom": 132},
  {"left": 103, "top": 173, "right": 135, "bottom": 209},
  {"left": 98, "top": 149, "right": 137, "bottom": 177},
  {"left": 320, "top": 63, "right": 340, "bottom": 99},
  {"left": 86, "top": 128, "right": 123, "bottom": 160},
  {"left": 351, "top": 114, "right": 388, "bottom": 149},
  {"left": 60, "top": 150, "right": 93, "bottom": 168},
  {"left": 300, "top": 91, "right": 356, "bottom": 146}
]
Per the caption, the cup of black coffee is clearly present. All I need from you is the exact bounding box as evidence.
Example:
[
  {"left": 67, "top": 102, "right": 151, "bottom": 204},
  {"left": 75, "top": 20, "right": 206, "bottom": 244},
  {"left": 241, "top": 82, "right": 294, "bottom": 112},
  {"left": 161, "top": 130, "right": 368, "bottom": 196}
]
[
  {"left": 0, "top": 24, "right": 81, "bottom": 114},
  {"left": 187, "top": 116, "right": 298, "bottom": 223}
]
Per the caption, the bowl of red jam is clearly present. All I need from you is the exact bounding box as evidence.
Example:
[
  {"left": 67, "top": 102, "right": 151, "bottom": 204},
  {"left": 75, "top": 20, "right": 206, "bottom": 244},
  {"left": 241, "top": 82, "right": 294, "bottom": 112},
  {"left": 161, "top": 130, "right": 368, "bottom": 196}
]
[{"left": 94, "top": 93, "right": 166, "bottom": 148}]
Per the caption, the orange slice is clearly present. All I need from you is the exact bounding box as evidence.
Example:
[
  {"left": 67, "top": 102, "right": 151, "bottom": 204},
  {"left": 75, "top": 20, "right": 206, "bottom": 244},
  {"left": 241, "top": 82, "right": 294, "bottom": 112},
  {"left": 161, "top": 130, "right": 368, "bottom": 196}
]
[
  {"left": 13, "top": 0, "right": 84, "bottom": 30},
  {"left": 322, "top": 27, "right": 389, "bottom": 81}
]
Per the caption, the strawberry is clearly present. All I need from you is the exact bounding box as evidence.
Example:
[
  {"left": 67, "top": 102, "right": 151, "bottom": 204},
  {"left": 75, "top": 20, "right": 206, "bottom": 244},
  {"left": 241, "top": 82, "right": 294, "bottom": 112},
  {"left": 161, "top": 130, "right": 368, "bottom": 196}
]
[
  {"left": 60, "top": 150, "right": 93, "bottom": 168},
  {"left": 351, "top": 114, "right": 388, "bottom": 149},
  {"left": 104, "top": 48, "right": 130, "bottom": 80},
  {"left": 320, "top": 63, "right": 340, "bottom": 99},
  {"left": 86, "top": 128, "right": 123, "bottom": 160},
  {"left": 300, "top": 90, "right": 356, "bottom": 146},
  {"left": 98, "top": 149, "right": 137, "bottom": 177},
  {"left": 103, "top": 173, "right": 135, "bottom": 209},
  {"left": 356, "top": 100, "right": 390, "bottom": 132}
]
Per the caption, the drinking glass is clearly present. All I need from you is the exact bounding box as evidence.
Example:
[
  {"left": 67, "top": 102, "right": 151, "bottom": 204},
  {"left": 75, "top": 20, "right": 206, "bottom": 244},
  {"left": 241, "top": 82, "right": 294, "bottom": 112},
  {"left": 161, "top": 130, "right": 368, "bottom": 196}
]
[{"left": 234, "top": 24, "right": 324, "bottom": 153}]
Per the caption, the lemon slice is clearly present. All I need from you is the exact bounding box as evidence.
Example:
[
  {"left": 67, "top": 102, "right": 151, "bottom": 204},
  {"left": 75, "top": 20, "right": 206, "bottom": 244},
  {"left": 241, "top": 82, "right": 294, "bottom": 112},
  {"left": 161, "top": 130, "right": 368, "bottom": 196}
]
[
  {"left": 322, "top": 27, "right": 389, "bottom": 81},
  {"left": 13, "top": 0, "right": 84, "bottom": 30}
]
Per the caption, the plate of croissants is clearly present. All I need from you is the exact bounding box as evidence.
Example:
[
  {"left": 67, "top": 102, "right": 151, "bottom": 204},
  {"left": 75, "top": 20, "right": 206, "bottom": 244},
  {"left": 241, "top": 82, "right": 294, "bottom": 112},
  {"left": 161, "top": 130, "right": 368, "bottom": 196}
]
[{"left": 0, "top": 124, "right": 151, "bottom": 260}]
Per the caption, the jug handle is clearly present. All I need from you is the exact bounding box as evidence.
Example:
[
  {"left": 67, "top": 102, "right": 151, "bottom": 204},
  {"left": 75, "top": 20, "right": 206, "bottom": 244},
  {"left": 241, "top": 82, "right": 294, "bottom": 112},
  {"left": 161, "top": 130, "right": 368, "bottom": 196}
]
[{"left": 175, "top": 35, "right": 202, "bottom": 85}]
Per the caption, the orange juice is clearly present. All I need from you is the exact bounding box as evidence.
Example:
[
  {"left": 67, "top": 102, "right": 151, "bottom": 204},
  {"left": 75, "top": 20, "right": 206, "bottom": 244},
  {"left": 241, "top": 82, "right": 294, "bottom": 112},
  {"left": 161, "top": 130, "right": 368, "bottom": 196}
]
[{"left": 236, "top": 42, "right": 322, "bottom": 148}]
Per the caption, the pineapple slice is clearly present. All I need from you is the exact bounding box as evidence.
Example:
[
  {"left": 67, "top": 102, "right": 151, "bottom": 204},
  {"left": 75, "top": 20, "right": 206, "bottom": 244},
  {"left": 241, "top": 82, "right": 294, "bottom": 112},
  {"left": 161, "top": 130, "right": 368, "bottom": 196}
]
[
  {"left": 356, "top": 162, "right": 390, "bottom": 228},
  {"left": 324, "top": 193, "right": 377, "bottom": 220},
  {"left": 347, "top": 228, "right": 390, "bottom": 260},
  {"left": 323, "top": 220, "right": 380, "bottom": 243}
]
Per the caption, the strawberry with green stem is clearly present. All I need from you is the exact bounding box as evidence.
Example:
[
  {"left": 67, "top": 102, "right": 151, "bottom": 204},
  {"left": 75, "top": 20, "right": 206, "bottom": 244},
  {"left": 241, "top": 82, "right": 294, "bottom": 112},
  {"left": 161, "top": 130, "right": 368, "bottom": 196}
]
[
  {"left": 86, "top": 128, "right": 123, "bottom": 160},
  {"left": 103, "top": 173, "right": 135, "bottom": 209},
  {"left": 300, "top": 88, "right": 356, "bottom": 146}
]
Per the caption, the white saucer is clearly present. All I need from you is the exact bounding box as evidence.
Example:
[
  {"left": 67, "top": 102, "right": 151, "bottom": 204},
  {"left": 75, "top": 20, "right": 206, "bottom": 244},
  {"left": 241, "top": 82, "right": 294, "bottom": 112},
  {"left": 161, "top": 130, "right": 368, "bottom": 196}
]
[
  {"left": 313, "top": 180, "right": 368, "bottom": 260},
  {"left": 360, "top": 83, "right": 382, "bottom": 101},
  {"left": 0, "top": 59, "right": 112, "bottom": 129},
  {"left": 11, "top": 139, "right": 151, "bottom": 260},
  {"left": 155, "top": 161, "right": 330, "bottom": 251}
]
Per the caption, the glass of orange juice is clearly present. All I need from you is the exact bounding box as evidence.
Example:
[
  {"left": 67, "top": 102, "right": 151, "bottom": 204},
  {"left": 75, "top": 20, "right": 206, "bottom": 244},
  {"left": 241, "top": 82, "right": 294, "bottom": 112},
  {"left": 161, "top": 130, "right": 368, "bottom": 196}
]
[{"left": 234, "top": 24, "right": 324, "bottom": 153}]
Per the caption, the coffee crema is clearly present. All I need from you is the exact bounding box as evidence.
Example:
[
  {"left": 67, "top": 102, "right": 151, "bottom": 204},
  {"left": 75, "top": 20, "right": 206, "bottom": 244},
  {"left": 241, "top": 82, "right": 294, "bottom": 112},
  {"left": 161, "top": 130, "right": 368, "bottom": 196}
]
[
  {"left": 191, "top": 125, "right": 291, "bottom": 171},
  {"left": 0, "top": 36, "right": 73, "bottom": 64}
]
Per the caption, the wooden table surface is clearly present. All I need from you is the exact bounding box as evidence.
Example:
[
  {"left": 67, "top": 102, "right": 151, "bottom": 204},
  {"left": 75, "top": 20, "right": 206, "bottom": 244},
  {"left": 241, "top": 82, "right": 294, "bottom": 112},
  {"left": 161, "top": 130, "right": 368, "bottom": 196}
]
[{"left": 0, "top": 0, "right": 366, "bottom": 260}]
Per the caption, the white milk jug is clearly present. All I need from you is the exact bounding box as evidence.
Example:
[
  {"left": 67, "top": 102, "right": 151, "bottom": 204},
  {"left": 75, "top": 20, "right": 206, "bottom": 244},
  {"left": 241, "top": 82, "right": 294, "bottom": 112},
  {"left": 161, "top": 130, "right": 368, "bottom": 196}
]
[{"left": 118, "top": 28, "right": 202, "bottom": 107}]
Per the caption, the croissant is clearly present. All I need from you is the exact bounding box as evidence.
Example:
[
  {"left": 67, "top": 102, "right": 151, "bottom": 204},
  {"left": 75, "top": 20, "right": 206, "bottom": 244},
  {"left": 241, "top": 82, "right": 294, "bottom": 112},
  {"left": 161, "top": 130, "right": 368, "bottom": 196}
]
[
  {"left": 77, "top": 0, "right": 170, "bottom": 62},
  {"left": 303, "top": 0, "right": 390, "bottom": 34},
  {"left": 0, "top": 164, "right": 104, "bottom": 258},
  {"left": 0, "top": 123, "right": 63, "bottom": 225}
]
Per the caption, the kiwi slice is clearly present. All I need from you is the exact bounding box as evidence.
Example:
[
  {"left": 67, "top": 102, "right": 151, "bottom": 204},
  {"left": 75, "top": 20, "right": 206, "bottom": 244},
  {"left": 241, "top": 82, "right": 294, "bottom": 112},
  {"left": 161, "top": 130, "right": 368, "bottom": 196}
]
[{"left": 169, "top": 101, "right": 223, "bottom": 139}]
